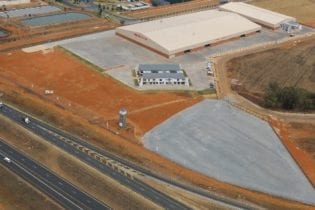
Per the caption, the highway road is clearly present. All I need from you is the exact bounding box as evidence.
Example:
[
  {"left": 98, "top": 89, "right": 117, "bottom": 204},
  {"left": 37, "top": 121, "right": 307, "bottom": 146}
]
[
  {"left": 0, "top": 103, "right": 191, "bottom": 210},
  {"left": 0, "top": 138, "right": 110, "bottom": 210}
]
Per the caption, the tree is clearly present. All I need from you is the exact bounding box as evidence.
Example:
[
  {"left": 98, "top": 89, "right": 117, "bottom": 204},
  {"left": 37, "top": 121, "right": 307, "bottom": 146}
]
[
  {"left": 263, "top": 82, "right": 315, "bottom": 111},
  {"left": 264, "top": 82, "right": 281, "bottom": 108},
  {"left": 279, "top": 87, "right": 301, "bottom": 110}
]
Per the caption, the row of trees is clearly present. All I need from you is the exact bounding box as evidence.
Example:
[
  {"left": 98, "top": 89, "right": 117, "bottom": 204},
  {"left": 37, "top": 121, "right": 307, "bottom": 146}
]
[{"left": 264, "top": 82, "right": 315, "bottom": 111}]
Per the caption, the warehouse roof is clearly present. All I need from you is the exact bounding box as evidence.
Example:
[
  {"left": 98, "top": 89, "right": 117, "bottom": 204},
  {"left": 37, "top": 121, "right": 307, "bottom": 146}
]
[
  {"left": 139, "top": 64, "right": 186, "bottom": 80},
  {"left": 219, "top": 2, "right": 296, "bottom": 28},
  {"left": 116, "top": 10, "right": 261, "bottom": 54},
  {"left": 139, "top": 64, "right": 181, "bottom": 72}
]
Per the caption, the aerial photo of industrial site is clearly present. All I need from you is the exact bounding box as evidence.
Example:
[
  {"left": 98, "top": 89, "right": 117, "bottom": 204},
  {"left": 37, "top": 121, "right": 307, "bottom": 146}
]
[{"left": 0, "top": 0, "right": 315, "bottom": 209}]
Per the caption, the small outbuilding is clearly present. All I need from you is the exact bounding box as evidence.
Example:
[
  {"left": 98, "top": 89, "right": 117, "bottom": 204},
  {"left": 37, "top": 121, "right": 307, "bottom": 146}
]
[{"left": 137, "top": 64, "right": 189, "bottom": 87}]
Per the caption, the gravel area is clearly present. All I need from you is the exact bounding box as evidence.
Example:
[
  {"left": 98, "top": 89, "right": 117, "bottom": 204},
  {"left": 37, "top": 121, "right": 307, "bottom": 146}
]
[{"left": 144, "top": 99, "right": 315, "bottom": 205}]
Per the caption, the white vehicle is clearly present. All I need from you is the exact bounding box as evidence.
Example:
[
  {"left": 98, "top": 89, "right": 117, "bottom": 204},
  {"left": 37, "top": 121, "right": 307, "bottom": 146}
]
[
  {"left": 24, "top": 117, "right": 30, "bottom": 124},
  {"left": 4, "top": 157, "right": 11, "bottom": 163},
  {"left": 44, "top": 90, "right": 54, "bottom": 95},
  {"left": 0, "top": 102, "right": 3, "bottom": 108}
]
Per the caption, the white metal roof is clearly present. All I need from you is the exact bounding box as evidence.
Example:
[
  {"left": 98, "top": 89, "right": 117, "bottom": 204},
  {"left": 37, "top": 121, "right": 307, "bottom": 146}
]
[
  {"left": 116, "top": 10, "right": 261, "bottom": 55},
  {"left": 219, "top": 2, "right": 296, "bottom": 28}
]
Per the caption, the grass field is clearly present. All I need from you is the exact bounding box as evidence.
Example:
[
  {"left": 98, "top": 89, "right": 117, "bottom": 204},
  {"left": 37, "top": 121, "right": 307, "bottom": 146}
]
[
  {"left": 0, "top": 165, "right": 61, "bottom": 210},
  {"left": 251, "top": 0, "right": 315, "bottom": 27},
  {"left": 227, "top": 37, "right": 315, "bottom": 99}
]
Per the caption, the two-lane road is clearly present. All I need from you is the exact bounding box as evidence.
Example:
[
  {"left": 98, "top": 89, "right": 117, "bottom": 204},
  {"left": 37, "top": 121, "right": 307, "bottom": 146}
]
[{"left": 0, "top": 138, "right": 110, "bottom": 210}]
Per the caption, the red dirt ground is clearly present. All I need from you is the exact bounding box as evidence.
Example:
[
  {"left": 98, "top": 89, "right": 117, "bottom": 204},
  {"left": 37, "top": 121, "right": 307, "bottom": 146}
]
[
  {"left": 270, "top": 117, "right": 315, "bottom": 187},
  {"left": 0, "top": 49, "right": 201, "bottom": 137},
  {"left": 0, "top": 51, "right": 313, "bottom": 209}
]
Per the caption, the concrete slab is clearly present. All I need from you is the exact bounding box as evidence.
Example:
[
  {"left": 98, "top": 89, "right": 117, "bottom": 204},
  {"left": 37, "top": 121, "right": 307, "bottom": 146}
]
[{"left": 144, "top": 100, "right": 315, "bottom": 205}]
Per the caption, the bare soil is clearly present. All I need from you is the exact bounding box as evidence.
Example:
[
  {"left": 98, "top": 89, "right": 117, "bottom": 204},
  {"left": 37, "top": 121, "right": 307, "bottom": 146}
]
[
  {"left": 251, "top": 0, "right": 315, "bottom": 27},
  {"left": 0, "top": 165, "right": 61, "bottom": 210},
  {"left": 227, "top": 36, "right": 315, "bottom": 97},
  {"left": 0, "top": 49, "right": 201, "bottom": 137},
  {"left": 0, "top": 55, "right": 313, "bottom": 209},
  {"left": 270, "top": 118, "right": 315, "bottom": 187},
  {"left": 288, "top": 123, "right": 315, "bottom": 160}
]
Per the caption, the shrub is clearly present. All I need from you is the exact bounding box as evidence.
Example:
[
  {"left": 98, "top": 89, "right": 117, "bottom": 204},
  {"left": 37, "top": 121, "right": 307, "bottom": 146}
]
[{"left": 264, "top": 82, "right": 315, "bottom": 111}]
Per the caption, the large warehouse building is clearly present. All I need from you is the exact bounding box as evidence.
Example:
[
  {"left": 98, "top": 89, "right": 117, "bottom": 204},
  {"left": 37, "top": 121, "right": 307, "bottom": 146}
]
[
  {"left": 219, "top": 2, "right": 297, "bottom": 29},
  {"left": 116, "top": 10, "right": 261, "bottom": 58}
]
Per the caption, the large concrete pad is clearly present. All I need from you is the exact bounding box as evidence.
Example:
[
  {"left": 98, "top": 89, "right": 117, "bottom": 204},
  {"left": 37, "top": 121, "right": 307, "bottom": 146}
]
[{"left": 144, "top": 100, "right": 315, "bottom": 204}]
